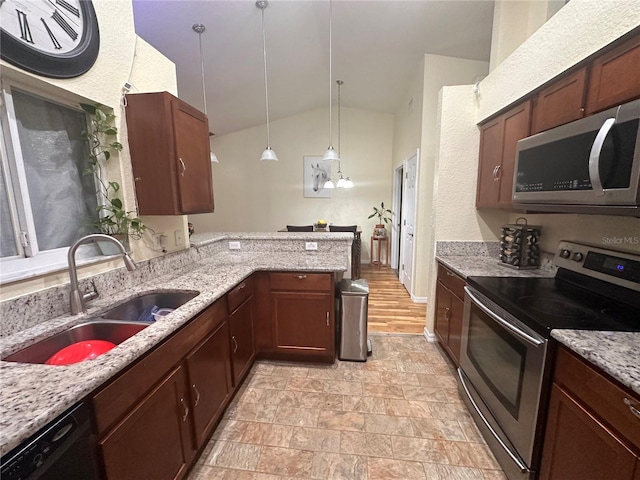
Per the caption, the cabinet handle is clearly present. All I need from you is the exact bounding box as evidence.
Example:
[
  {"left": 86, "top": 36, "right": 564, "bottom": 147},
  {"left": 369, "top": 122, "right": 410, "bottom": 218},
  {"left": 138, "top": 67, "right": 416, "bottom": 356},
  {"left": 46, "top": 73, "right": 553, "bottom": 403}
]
[
  {"left": 180, "top": 398, "right": 189, "bottom": 422},
  {"left": 446, "top": 271, "right": 454, "bottom": 277},
  {"left": 192, "top": 384, "right": 201, "bottom": 407},
  {"left": 232, "top": 335, "right": 238, "bottom": 353},
  {"left": 624, "top": 398, "right": 640, "bottom": 420},
  {"left": 495, "top": 165, "right": 501, "bottom": 180},
  {"left": 238, "top": 283, "right": 246, "bottom": 290},
  {"left": 445, "top": 307, "right": 451, "bottom": 320},
  {"left": 492, "top": 166, "right": 499, "bottom": 180},
  {"left": 326, "top": 312, "right": 330, "bottom": 327},
  {"left": 294, "top": 274, "right": 308, "bottom": 279},
  {"left": 179, "top": 158, "right": 186, "bottom": 177}
]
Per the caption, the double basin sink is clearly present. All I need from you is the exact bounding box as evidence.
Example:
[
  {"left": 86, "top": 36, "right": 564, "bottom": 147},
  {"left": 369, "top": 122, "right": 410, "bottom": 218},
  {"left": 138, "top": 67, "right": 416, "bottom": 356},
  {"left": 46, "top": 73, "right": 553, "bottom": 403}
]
[{"left": 3, "top": 291, "right": 199, "bottom": 365}]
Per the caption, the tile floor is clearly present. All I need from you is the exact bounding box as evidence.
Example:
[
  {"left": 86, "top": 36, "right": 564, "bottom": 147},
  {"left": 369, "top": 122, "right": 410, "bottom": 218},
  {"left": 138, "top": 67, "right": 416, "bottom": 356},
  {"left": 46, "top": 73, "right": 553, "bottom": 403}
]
[{"left": 187, "top": 335, "right": 506, "bottom": 480}]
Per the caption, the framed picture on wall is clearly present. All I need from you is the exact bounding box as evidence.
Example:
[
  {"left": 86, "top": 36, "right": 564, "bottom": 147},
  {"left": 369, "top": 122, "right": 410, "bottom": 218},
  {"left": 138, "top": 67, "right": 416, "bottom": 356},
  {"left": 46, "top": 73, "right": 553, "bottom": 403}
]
[{"left": 303, "top": 156, "right": 332, "bottom": 198}]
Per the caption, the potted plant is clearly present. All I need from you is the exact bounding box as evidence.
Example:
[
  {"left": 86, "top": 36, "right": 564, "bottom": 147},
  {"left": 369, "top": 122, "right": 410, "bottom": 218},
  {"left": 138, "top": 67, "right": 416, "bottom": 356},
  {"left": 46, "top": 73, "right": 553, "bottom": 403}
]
[
  {"left": 368, "top": 202, "right": 392, "bottom": 238},
  {"left": 81, "top": 103, "right": 147, "bottom": 253}
]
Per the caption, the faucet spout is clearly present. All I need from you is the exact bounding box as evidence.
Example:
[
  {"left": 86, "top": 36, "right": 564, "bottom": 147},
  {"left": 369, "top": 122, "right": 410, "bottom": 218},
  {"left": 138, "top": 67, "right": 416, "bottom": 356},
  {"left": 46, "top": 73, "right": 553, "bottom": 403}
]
[{"left": 68, "top": 234, "right": 137, "bottom": 315}]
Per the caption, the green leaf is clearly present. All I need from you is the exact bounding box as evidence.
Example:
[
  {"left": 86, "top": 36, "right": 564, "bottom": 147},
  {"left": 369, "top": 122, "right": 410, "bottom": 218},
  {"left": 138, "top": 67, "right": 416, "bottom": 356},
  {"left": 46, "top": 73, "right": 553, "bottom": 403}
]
[
  {"left": 80, "top": 103, "right": 96, "bottom": 115},
  {"left": 111, "top": 142, "right": 123, "bottom": 151},
  {"left": 82, "top": 168, "right": 94, "bottom": 176},
  {"left": 111, "top": 198, "right": 123, "bottom": 209},
  {"left": 103, "top": 151, "right": 110, "bottom": 161},
  {"left": 96, "top": 109, "right": 107, "bottom": 122},
  {"left": 104, "top": 127, "right": 118, "bottom": 135},
  {"left": 109, "top": 181, "right": 120, "bottom": 192}
]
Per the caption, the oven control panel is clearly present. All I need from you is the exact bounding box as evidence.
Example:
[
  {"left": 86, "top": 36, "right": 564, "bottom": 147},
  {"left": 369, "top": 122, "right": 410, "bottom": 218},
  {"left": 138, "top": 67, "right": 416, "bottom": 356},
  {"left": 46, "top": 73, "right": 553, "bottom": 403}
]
[{"left": 555, "top": 241, "right": 640, "bottom": 291}]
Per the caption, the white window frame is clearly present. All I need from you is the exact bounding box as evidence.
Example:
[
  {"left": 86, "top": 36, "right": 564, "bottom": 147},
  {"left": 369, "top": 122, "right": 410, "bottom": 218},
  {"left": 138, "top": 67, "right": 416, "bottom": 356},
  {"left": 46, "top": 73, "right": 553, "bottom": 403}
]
[{"left": 0, "top": 80, "right": 106, "bottom": 284}]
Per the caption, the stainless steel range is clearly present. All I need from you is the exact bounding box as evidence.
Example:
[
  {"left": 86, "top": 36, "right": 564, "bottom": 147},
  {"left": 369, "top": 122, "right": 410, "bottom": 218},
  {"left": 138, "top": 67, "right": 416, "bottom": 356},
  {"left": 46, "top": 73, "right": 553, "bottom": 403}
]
[{"left": 457, "top": 241, "right": 640, "bottom": 480}]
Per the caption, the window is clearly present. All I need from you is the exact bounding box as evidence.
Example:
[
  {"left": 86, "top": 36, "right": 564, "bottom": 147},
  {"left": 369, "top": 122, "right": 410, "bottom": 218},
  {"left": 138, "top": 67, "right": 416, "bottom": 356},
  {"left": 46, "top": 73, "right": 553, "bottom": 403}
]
[{"left": 0, "top": 83, "right": 101, "bottom": 283}]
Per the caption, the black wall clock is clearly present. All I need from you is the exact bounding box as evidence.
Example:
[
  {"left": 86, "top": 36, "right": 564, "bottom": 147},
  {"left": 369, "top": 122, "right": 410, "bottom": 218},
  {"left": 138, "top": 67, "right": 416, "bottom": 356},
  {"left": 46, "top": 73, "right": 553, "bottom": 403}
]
[{"left": 0, "top": 0, "right": 100, "bottom": 78}]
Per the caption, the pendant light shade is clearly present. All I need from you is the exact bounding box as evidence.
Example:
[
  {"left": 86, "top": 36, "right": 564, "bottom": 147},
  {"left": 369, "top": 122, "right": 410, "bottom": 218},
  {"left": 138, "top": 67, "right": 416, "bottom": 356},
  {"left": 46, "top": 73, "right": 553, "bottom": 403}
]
[
  {"left": 260, "top": 147, "right": 278, "bottom": 161},
  {"left": 323, "top": 179, "right": 335, "bottom": 189},
  {"left": 193, "top": 23, "right": 219, "bottom": 164},
  {"left": 257, "top": 0, "right": 278, "bottom": 161},
  {"left": 322, "top": 146, "right": 339, "bottom": 161}
]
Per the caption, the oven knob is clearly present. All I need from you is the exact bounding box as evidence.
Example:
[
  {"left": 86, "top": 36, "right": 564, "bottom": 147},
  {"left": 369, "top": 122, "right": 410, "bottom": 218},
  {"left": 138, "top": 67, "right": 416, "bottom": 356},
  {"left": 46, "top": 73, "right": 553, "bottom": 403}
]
[
  {"left": 572, "top": 252, "right": 584, "bottom": 262},
  {"left": 560, "top": 249, "right": 571, "bottom": 259}
]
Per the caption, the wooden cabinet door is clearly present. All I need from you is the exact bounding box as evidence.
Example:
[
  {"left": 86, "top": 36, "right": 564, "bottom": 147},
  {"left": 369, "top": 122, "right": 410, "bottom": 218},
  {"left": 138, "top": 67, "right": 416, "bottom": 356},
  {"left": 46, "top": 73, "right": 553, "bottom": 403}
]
[
  {"left": 185, "top": 321, "right": 232, "bottom": 449},
  {"left": 229, "top": 297, "right": 256, "bottom": 386},
  {"left": 447, "top": 294, "right": 464, "bottom": 366},
  {"left": 540, "top": 384, "right": 637, "bottom": 480},
  {"left": 498, "top": 100, "right": 531, "bottom": 207},
  {"left": 434, "top": 281, "right": 451, "bottom": 347},
  {"left": 586, "top": 33, "right": 640, "bottom": 114},
  {"left": 172, "top": 99, "right": 214, "bottom": 214},
  {"left": 271, "top": 292, "right": 333, "bottom": 356},
  {"left": 99, "top": 366, "right": 193, "bottom": 480},
  {"left": 532, "top": 67, "right": 587, "bottom": 134},
  {"left": 477, "top": 117, "right": 502, "bottom": 207}
]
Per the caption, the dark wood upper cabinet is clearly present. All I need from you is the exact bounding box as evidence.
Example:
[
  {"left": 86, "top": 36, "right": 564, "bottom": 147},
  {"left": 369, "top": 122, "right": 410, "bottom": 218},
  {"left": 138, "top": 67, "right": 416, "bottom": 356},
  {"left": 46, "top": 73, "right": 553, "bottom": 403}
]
[
  {"left": 532, "top": 67, "right": 587, "bottom": 134},
  {"left": 476, "top": 101, "right": 531, "bottom": 208},
  {"left": 125, "top": 92, "right": 214, "bottom": 215},
  {"left": 586, "top": 33, "right": 640, "bottom": 115}
]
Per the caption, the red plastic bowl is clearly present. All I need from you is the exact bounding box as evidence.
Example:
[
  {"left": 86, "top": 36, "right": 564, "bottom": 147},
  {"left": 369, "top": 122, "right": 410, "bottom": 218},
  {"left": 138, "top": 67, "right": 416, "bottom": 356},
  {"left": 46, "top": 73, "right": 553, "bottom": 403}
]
[{"left": 45, "top": 340, "right": 116, "bottom": 366}]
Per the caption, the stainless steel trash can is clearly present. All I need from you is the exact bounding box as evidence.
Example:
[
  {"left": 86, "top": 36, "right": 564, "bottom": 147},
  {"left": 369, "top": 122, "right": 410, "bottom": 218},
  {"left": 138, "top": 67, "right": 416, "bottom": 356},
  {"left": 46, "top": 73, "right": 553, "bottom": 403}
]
[{"left": 338, "top": 278, "right": 370, "bottom": 361}]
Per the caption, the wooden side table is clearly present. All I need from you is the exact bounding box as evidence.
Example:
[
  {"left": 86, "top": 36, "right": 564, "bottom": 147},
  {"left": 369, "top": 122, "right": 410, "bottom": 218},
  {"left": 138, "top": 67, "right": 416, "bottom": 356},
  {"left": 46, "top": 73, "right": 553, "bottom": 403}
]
[{"left": 370, "top": 236, "right": 389, "bottom": 268}]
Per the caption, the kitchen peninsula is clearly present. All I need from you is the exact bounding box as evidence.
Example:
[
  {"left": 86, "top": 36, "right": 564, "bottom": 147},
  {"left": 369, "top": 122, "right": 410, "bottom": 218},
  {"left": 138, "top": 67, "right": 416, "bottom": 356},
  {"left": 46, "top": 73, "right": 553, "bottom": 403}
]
[{"left": 0, "top": 231, "right": 352, "bottom": 458}]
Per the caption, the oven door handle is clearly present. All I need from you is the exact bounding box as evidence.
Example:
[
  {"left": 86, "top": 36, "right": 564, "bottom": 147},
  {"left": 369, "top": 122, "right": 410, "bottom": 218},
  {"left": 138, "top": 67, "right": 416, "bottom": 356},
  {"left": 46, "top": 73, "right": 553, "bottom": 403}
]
[
  {"left": 464, "top": 287, "right": 544, "bottom": 347},
  {"left": 458, "top": 368, "right": 530, "bottom": 474},
  {"left": 588, "top": 117, "right": 615, "bottom": 197}
]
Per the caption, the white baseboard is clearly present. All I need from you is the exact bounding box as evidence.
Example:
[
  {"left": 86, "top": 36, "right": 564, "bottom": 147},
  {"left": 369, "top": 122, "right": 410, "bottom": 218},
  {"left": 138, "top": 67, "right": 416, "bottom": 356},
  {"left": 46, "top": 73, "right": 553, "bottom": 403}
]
[
  {"left": 410, "top": 294, "right": 428, "bottom": 304},
  {"left": 423, "top": 327, "right": 437, "bottom": 342}
]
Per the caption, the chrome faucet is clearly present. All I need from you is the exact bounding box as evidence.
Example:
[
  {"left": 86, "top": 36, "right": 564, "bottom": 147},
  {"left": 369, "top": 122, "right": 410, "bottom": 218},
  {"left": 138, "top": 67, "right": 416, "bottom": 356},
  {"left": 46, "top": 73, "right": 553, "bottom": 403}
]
[{"left": 68, "top": 234, "right": 136, "bottom": 315}]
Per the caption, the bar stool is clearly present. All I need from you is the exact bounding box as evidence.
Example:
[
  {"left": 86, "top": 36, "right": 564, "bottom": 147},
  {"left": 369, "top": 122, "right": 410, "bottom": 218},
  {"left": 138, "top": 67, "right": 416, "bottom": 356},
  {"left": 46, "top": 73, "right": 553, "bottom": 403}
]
[{"left": 370, "top": 236, "right": 389, "bottom": 268}]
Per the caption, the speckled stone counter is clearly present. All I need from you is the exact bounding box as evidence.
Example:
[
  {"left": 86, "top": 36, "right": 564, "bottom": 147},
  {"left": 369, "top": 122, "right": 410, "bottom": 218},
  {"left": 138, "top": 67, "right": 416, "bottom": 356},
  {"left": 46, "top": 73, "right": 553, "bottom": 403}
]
[
  {"left": 0, "top": 239, "right": 349, "bottom": 456},
  {"left": 551, "top": 330, "right": 640, "bottom": 394},
  {"left": 436, "top": 255, "right": 556, "bottom": 279}
]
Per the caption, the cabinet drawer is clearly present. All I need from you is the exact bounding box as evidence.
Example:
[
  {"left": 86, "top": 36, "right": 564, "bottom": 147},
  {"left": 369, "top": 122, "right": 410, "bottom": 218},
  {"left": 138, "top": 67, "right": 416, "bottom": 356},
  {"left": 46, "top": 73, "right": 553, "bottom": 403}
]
[
  {"left": 437, "top": 264, "right": 465, "bottom": 300},
  {"left": 270, "top": 272, "right": 332, "bottom": 292},
  {"left": 554, "top": 346, "right": 640, "bottom": 450},
  {"left": 227, "top": 277, "right": 254, "bottom": 313},
  {"left": 93, "top": 299, "right": 226, "bottom": 434}
]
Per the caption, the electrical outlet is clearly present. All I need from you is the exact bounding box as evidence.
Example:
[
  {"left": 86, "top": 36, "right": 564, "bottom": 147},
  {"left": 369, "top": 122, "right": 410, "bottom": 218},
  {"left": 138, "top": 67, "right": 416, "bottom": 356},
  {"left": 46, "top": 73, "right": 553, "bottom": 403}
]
[
  {"left": 229, "top": 241, "right": 241, "bottom": 250},
  {"left": 305, "top": 242, "right": 318, "bottom": 251},
  {"left": 151, "top": 233, "right": 163, "bottom": 250},
  {"left": 174, "top": 230, "right": 184, "bottom": 246}
]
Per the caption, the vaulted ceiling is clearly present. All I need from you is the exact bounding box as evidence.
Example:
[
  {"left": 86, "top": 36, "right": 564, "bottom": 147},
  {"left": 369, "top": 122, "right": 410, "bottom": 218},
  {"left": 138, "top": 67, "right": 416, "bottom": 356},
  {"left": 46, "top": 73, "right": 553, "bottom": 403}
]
[{"left": 132, "top": 0, "right": 495, "bottom": 136}]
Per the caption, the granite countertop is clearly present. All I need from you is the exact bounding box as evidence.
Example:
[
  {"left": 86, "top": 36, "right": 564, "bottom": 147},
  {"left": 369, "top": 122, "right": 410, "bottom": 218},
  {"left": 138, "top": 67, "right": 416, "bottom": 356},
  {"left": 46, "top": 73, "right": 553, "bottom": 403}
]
[
  {"left": 436, "top": 255, "right": 556, "bottom": 279},
  {"left": 0, "top": 250, "right": 348, "bottom": 456},
  {"left": 551, "top": 330, "right": 640, "bottom": 394}
]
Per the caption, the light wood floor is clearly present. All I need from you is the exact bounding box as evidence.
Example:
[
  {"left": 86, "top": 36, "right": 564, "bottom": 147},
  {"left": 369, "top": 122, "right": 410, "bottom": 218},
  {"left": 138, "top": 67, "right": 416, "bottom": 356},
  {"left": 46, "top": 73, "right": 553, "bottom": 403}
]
[{"left": 360, "top": 264, "right": 427, "bottom": 334}]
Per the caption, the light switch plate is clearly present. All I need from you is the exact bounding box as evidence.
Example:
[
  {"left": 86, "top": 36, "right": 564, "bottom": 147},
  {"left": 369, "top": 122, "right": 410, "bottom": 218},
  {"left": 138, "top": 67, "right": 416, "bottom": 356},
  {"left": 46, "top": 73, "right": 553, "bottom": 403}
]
[
  {"left": 229, "top": 241, "right": 241, "bottom": 250},
  {"left": 305, "top": 242, "right": 318, "bottom": 251}
]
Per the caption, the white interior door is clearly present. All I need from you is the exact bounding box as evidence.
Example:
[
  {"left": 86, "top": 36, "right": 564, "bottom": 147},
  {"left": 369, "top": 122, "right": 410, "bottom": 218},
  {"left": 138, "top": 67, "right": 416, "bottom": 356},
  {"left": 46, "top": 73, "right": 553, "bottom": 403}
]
[{"left": 401, "top": 152, "right": 417, "bottom": 293}]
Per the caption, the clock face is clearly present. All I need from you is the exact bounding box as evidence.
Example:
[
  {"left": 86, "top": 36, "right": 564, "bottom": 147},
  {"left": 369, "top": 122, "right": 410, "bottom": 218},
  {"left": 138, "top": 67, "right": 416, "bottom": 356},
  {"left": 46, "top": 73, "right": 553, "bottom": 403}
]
[{"left": 0, "top": 0, "right": 99, "bottom": 78}]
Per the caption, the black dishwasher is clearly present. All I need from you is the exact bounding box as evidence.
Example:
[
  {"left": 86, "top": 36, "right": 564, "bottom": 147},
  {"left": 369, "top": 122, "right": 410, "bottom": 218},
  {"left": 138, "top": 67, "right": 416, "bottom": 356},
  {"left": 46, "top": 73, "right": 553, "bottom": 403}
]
[{"left": 1, "top": 401, "right": 100, "bottom": 480}]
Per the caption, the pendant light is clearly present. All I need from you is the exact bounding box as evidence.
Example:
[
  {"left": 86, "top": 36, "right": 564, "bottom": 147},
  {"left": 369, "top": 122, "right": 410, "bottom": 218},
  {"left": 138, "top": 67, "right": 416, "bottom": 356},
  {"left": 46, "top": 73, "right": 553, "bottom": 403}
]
[
  {"left": 322, "top": 0, "right": 339, "bottom": 163},
  {"left": 257, "top": 0, "right": 278, "bottom": 161},
  {"left": 324, "top": 80, "right": 354, "bottom": 189},
  {"left": 193, "top": 23, "right": 219, "bottom": 163}
]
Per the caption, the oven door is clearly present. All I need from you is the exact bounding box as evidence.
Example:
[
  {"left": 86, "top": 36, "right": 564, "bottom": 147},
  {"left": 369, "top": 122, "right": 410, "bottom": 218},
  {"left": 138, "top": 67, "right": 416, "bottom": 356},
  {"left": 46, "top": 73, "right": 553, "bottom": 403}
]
[{"left": 458, "top": 286, "right": 548, "bottom": 479}]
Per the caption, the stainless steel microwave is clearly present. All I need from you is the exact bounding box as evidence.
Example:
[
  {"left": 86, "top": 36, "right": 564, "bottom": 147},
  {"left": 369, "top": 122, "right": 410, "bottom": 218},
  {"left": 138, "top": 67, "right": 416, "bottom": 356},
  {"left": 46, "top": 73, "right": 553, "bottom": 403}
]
[{"left": 513, "top": 99, "right": 640, "bottom": 216}]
